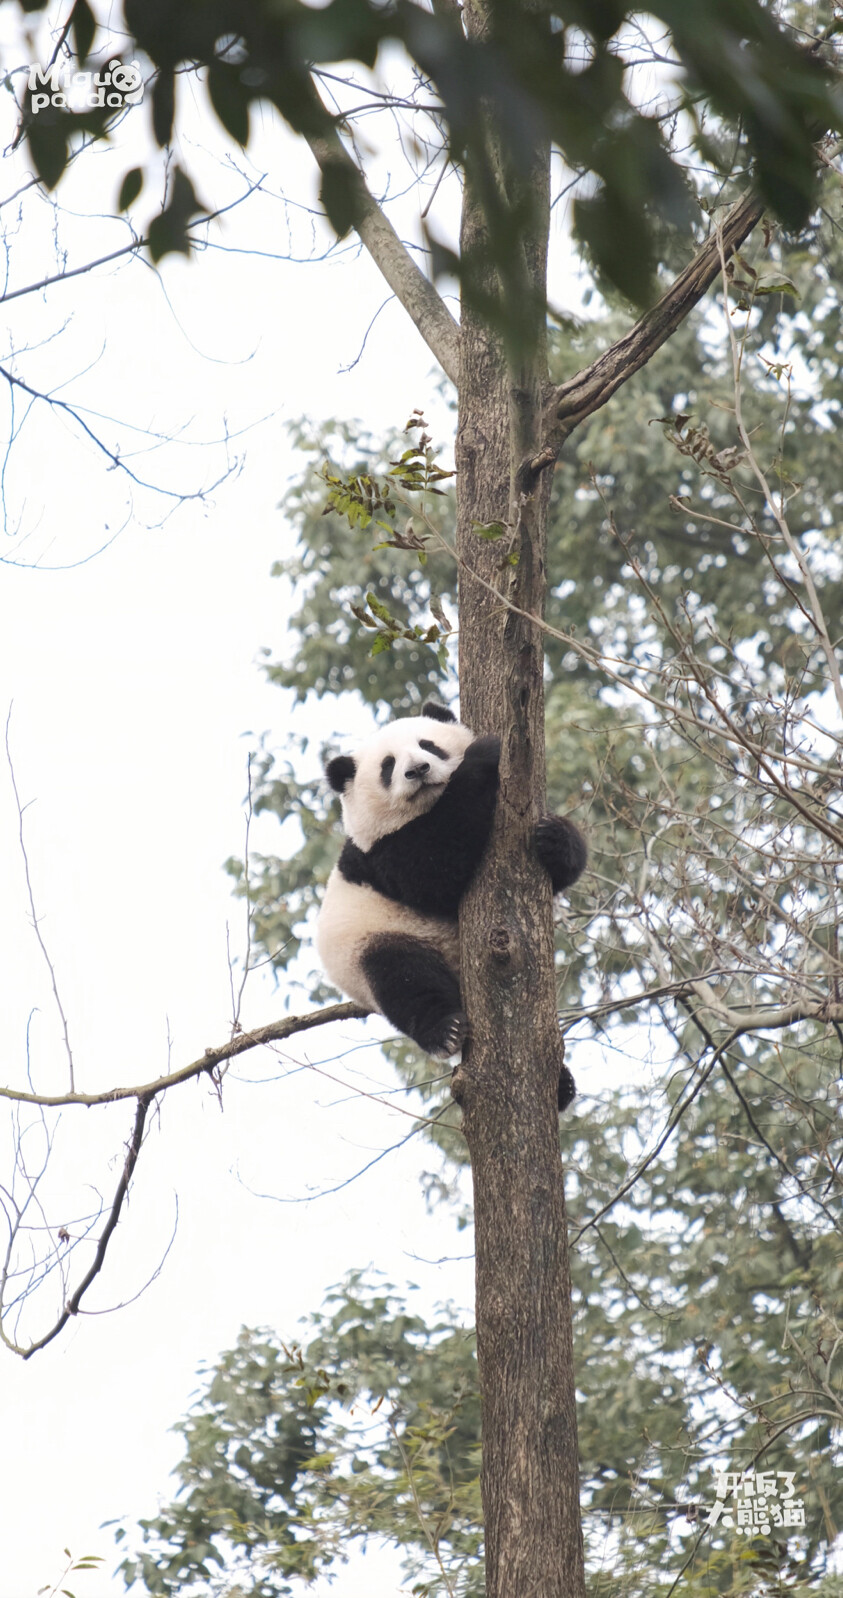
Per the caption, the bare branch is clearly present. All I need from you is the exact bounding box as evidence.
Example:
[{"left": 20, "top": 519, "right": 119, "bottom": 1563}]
[
  {"left": 716, "top": 221, "right": 843, "bottom": 723},
  {"left": 303, "top": 77, "right": 460, "bottom": 385},
  {"left": 0, "top": 177, "right": 266, "bottom": 308},
  {"left": 13, "top": 1096, "right": 150, "bottom": 1360},
  {"left": 0, "top": 1001, "right": 369, "bottom": 1109},
  {"left": 547, "top": 187, "right": 765, "bottom": 443},
  {"left": 228, "top": 752, "right": 255, "bottom": 1036},
  {"left": 570, "top": 1046, "right": 722, "bottom": 1245},
  {"left": 0, "top": 1000, "right": 374, "bottom": 1355}
]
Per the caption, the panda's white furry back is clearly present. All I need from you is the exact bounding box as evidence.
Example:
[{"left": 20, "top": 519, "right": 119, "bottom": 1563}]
[{"left": 316, "top": 700, "right": 587, "bottom": 1104}]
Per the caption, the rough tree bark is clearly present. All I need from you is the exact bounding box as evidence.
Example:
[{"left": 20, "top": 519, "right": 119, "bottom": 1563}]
[{"left": 448, "top": 2, "right": 585, "bottom": 1590}]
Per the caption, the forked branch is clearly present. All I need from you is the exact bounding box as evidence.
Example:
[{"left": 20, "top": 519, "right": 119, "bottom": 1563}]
[
  {"left": 547, "top": 187, "right": 765, "bottom": 445},
  {"left": 1, "top": 999, "right": 369, "bottom": 1357},
  {"left": 15, "top": 1096, "right": 150, "bottom": 1359}
]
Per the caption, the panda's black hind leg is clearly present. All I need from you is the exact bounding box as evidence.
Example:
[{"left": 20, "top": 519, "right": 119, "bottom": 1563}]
[
  {"left": 533, "top": 814, "right": 587, "bottom": 893},
  {"left": 361, "top": 934, "right": 467, "bottom": 1058}
]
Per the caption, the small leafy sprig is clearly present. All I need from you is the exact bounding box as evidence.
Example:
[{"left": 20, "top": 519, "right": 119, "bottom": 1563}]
[
  {"left": 320, "top": 410, "right": 456, "bottom": 661},
  {"left": 38, "top": 1549, "right": 105, "bottom": 1598},
  {"left": 320, "top": 409, "right": 454, "bottom": 566},
  {"left": 351, "top": 590, "right": 454, "bottom": 666}
]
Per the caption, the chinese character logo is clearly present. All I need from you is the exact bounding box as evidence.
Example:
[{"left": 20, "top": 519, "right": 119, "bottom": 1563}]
[{"left": 704, "top": 1470, "right": 806, "bottom": 1538}]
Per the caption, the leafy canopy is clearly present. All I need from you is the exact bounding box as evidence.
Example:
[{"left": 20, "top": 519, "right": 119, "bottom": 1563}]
[{"left": 7, "top": 0, "right": 842, "bottom": 310}]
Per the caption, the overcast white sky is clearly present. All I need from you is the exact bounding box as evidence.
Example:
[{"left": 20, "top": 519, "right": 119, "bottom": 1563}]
[
  {"left": 0, "top": 8, "right": 606, "bottom": 1594},
  {"left": 0, "top": 21, "right": 483, "bottom": 1598}
]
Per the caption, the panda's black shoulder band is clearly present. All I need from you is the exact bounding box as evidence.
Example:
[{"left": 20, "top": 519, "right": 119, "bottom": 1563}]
[{"left": 420, "top": 699, "right": 456, "bottom": 723}]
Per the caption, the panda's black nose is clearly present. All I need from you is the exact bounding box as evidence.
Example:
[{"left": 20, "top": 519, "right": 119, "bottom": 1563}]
[{"left": 405, "top": 761, "right": 430, "bottom": 781}]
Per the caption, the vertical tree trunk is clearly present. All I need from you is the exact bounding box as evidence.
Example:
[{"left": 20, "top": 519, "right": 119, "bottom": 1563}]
[{"left": 451, "top": 4, "right": 586, "bottom": 1593}]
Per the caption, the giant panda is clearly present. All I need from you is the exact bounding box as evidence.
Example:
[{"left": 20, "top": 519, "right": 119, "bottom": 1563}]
[{"left": 316, "top": 700, "right": 586, "bottom": 1108}]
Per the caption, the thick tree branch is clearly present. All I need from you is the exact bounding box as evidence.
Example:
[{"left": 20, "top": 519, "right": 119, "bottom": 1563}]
[
  {"left": 0, "top": 1001, "right": 367, "bottom": 1108},
  {"left": 304, "top": 80, "right": 460, "bottom": 385},
  {"left": 545, "top": 187, "right": 765, "bottom": 446}
]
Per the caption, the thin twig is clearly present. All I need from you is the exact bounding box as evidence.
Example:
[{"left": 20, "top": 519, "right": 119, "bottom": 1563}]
[
  {"left": 5, "top": 707, "right": 75, "bottom": 1091},
  {"left": 7, "top": 1096, "right": 150, "bottom": 1359}
]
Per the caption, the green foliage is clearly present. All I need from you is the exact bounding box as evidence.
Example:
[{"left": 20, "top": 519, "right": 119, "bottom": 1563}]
[
  {"left": 320, "top": 409, "right": 454, "bottom": 542},
  {"left": 318, "top": 411, "right": 456, "bottom": 662},
  {"left": 122, "top": 1069, "right": 842, "bottom": 1595},
  {"left": 118, "top": 1277, "right": 482, "bottom": 1598},
  {"left": 544, "top": 245, "right": 843, "bottom": 686},
  {"left": 7, "top": 0, "right": 841, "bottom": 327},
  {"left": 267, "top": 416, "right": 456, "bottom": 710}
]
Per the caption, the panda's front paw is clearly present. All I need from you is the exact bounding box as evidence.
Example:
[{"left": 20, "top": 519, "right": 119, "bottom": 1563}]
[
  {"left": 464, "top": 735, "right": 501, "bottom": 771},
  {"left": 427, "top": 1010, "right": 469, "bottom": 1060},
  {"left": 534, "top": 814, "right": 587, "bottom": 893}
]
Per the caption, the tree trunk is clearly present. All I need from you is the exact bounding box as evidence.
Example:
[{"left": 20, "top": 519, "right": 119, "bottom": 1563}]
[{"left": 451, "top": 3, "right": 586, "bottom": 1592}]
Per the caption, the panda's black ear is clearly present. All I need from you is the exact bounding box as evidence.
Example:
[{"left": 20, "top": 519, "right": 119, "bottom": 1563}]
[
  {"left": 421, "top": 700, "right": 456, "bottom": 723},
  {"left": 326, "top": 754, "right": 356, "bottom": 793}
]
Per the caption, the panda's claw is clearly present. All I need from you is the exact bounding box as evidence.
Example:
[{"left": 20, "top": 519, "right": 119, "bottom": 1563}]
[
  {"left": 430, "top": 1011, "right": 469, "bottom": 1059},
  {"left": 557, "top": 1065, "right": 576, "bottom": 1112}
]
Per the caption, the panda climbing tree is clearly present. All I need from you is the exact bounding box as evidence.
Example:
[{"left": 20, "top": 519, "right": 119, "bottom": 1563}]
[
  {"left": 11, "top": 3, "right": 839, "bottom": 1595},
  {"left": 317, "top": 699, "right": 587, "bottom": 1099}
]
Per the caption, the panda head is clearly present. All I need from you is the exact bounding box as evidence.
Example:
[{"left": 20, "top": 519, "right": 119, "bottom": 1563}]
[{"left": 326, "top": 700, "right": 473, "bottom": 851}]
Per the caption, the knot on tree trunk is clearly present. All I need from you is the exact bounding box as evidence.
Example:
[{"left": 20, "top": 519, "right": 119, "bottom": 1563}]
[{"left": 489, "top": 925, "right": 513, "bottom": 964}]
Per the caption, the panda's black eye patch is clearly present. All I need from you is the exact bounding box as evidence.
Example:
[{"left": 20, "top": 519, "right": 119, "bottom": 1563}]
[
  {"left": 419, "top": 739, "right": 448, "bottom": 760},
  {"left": 380, "top": 755, "right": 396, "bottom": 787}
]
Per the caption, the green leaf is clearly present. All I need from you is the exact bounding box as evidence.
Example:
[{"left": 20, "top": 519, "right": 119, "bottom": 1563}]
[
  {"left": 147, "top": 166, "right": 205, "bottom": 261},
  {"left": 754, "top": 277, "right": 800, "bottom": 299},
  {"left": 26, "top": 118, "right": 68, "bottom": 189},
  {"left": 574, "top": 188, "right": 654, "bottom": 307},
  {"left": 71, "top": 0, "right": 95, "bottom": 60},
  {"left": 207, "top": 63, "right": 250, "bottom": 146},
  {"left": 151, "top": 68, "right": 175, "bottom": 146},
  {"left": 365, "top": 591, "right": 394, "bottom": 624},
  {"left": 472, "top": 520, "right": 508, "bottom": 541},
  {"left": 319, "top": 158, "right": 361, "bottom": 237},
  {"left": 117, "top": 166, "right": 143, "bottom": 211}
]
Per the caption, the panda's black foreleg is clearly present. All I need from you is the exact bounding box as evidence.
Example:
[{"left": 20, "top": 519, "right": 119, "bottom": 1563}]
[
  {"left": 361, "top": 934, "right": 467, "bottom": 1059},
  {"left": 533, "top": 814, "right": 587, "bottom": 894}
]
